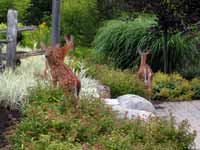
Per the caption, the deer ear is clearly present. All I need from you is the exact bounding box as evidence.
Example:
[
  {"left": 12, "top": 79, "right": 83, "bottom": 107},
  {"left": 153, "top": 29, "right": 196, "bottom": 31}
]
[
  {"left": 64, "top": 35, "right": 74, "bottom": 44},
  {"left": 137, "top": 47, "right": 142, "bottom": 55},
  {"left": 64, "top": 35, "right": 70, "bottom": 44},
  {"left": 40, "top": 42, "right": 47, "bottom": 51},
  {"left": 145, "top": 50, "right": 151, "bottom": 55}
]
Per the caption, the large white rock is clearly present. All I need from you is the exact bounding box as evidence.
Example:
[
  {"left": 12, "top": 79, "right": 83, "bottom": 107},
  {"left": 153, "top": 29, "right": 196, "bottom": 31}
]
[
  {"left": 112, "top": 105, "right": 155, "bottom": 120},
  {"left": 103, "top": 98, "right": 119, "bottom": 106},
  {"left": 117, "top": 94, "right": 155, "bottom": 113}
]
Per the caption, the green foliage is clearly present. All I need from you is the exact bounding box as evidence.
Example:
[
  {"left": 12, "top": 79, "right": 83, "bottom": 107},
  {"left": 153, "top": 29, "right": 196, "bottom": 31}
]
[
  {"left": 191, "top": 77, "right": 200, "bottom": 99},
  {"left": 96, "top": 0, "right": 121, "bottom": 21},
  {"left": 153, "top": 72, "right": 194, "bottom": 101},
  {"left": 0, "top": 23, "right": 7, "bottom": 40},
  {"left": 0, "top": 0, "right": 31, "bottom": 23},
  {"left": 72, "top": 47, "right": 94, "bottom": 60},
  {"left": 93, "top": 15, "right": 199, "bottom": 72},
  {"left": 21, "top": 22, "right": 51, "bottom": 48},
  {"left": 179, "top": 63, "right": 200, "bottom": 80},
  {"left": 88, "top": 64, "right": 147, "bottom": 98},
  {"left": 0, "top": 0, "right": 12, "bottom": 22},
  {"left": 150, "top": 32, "right": 199, "bottom": 72},
  {"left": 22, "top": 0, "right": 52, "bottom": 25},
  {"left": 61, "top": 0, "right": 98, "bottom": 46},
  {"left": 93, "top": 14, "right": 156, "bottom": 69},
  {"left": 9, "top": 86, "right": 195, "bottom": 150},
  {"left": 12, "top": 0, "right": 31, "bottom": 22}
]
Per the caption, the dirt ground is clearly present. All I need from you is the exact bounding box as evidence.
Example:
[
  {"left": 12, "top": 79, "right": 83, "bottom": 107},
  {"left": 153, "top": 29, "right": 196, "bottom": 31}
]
[{"left": 0, "top": 107, "right": 20, "bottom": 149}]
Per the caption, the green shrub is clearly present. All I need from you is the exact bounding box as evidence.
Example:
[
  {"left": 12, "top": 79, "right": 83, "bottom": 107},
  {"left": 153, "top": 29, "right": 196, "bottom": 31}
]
[
  {"left": 61, "top": 0, "right": 98, "bottom": 46},
  {"left": 0, "top": 23, "right": 7, "bottom": 40},
  {"left": 179, "top": 63, "right": 200, "bottom": 80},
  {"left": 93, "top": 14, "right": 199, "bottom": 72},
  {"left": 21, "top": 22, "right": 51, "bottom": 48},
  {"left": 153, "top": 72, "right": 194, "bottom": 101},
  {"left": 191, "top": 77, "right": 200, "bottom": 99},
  {"left": 88, "top": 64, "right": 147, "bottom": 98},
  {"left": 9, "top": 86, "right": 195, "bottom": 150},
  {"left": 0, "top": 0, "right": 12, "bottom": 22},
  {"left": 12, "top": 0, "right": 31, "bottom": 22},
  {"left": 20, "top": 0, "right": 52, "bottom": 25},
  {"left": 0, "top": 0, "right": 31, "bottom": 23},
  {"left": 72, "top": 47, "right": 94, "bottom": 60}
]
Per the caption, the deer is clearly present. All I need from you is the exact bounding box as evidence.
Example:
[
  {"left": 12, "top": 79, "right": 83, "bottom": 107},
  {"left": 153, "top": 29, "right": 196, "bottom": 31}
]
[
  {"left": 43, "top": 35, "right": 75, "bottom": 79},
  {"left": 40, "top": 36, "right": 81, "bottom": 110},
  {"left": 137, "top": 48, "right": 153, "bottom": 96}
]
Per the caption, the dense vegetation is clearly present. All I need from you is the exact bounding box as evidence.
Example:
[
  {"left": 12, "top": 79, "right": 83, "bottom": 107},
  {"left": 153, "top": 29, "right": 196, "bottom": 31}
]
[
  {"left": 1, "top": 0, "right": 200, "bottom": 149},
  {"left": 8, "top": 86, "right": 195, "bottom": 150}
]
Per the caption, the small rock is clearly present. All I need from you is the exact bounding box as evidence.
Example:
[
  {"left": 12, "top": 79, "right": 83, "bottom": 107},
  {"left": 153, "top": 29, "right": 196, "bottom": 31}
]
[
  {"left": 117, "top": 94, "right": 155, "bottom": 113},
  {"left": 97, "top": 83, "right": 111, "bottom": 99}
]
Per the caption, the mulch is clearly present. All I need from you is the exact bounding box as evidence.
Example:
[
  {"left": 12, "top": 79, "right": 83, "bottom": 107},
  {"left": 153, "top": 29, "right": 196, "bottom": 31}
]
[{"left": 0, "top": 107, "right": 20, "bottom": 149}]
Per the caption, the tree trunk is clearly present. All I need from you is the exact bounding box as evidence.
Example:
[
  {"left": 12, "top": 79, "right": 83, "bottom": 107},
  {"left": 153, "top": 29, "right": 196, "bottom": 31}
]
[
  {"left": 51, "top": 0, "right": 61, "bottom": 47},
  {"left": 163, "top": 28, "right": 168, "bottom": 73}
]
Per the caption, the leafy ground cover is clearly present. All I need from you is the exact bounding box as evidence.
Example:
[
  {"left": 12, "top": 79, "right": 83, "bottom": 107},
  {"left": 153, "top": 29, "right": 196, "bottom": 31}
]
[{"left": 6, "top": 86, "right": 195, "bottom": 150}]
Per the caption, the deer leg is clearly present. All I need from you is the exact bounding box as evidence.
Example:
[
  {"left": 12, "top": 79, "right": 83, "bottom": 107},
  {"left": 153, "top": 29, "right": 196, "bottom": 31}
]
[
  {"left": 71, "top": 87, "right": 79, "bottom": 111},
  {"left": 43, "top": 60, "right": 49, "bottom": 79},
  {"left": 147, "top": 74, "right": 153, "bottom": 100},
  {"left": 62, "top": 90, "right": 71, "bottom": 112}
]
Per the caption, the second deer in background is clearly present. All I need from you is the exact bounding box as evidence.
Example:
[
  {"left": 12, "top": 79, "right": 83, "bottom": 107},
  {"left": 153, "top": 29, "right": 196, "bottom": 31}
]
[{"left": 137, "top": 48, "right": 153, "bottom": 96}]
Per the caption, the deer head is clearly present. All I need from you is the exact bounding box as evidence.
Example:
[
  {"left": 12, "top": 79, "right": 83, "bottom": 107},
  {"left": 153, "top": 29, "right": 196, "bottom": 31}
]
[
  {"left": 41, "top": 42, "right": 59, "bottom": 65},
  {"left": 137, "top": 47, "right": 151, "bottom": 56},
  {"left": 137, "top": 47, "right": 151, "bottom": 65}
]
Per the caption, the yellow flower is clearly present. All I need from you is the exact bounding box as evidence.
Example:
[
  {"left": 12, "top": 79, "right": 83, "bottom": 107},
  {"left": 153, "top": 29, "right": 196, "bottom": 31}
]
[{"left": 39, "top": 22, "right": 47, "bottom": 29}]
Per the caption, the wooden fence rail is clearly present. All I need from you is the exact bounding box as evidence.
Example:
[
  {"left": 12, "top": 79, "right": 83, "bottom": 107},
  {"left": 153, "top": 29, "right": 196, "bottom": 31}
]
[
  {"left": 0, "top": 50, "right": 44, "bottom": 61},
  {"left": 0, "top": 26, "right": 37, "bottom": 34},
  {"left": 0, "top": 40, "right": 9, "bottom": 43}
]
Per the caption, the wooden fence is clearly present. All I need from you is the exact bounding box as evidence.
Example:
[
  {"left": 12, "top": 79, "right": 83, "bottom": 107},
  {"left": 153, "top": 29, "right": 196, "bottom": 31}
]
[
  {"left": 0, "top": 9, "right": 43, "bottom": 70},
  {"left": 0, "top": 0, "right": 61, "bottom": 70}
]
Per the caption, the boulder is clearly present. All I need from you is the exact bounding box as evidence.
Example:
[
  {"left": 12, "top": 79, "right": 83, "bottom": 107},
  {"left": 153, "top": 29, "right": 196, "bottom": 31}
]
[
  {"left": 117, "top": 94, "right": 155, "bottom": 113},
  {"left": 103, "top": 98, "right": 119, "bottom": 106},
  {"left": 112, "top": 105, "right": 155, "bottom": 120}
]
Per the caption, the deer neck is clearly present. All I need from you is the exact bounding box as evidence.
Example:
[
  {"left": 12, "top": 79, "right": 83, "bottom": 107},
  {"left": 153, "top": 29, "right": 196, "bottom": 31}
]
[
  {"left": 140, "top": 56, "right": 147, "bottom": 66},
  {"left": 63, "top": 44, "right": 71, "bottom": 55}
]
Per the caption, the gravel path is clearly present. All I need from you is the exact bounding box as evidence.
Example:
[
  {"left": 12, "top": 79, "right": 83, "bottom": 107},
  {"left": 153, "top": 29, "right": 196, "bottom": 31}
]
[{"left": 155, "top": 101, "right": 200, "bottom": 150}]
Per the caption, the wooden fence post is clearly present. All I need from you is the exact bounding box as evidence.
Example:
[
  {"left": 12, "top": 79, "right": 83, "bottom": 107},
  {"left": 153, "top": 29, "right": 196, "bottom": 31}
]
[
  {"left": 0, "top": 44, "right": 2, "bottom": 64},
  {"left": 6, "top": 9, "right": 18, "bottom": 69},
  {"left": 51, "top": 0, "right": 61, "bottom": 47}
]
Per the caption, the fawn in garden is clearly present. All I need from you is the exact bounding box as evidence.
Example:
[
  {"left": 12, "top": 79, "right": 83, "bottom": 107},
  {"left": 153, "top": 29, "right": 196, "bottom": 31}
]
[
  {"left": 137, "top": 48, "right": 153, "bottom": 96},
  {"left": 41, "top": 36, "right": 81, "bottom": 110},
  {"left": 43, "top": 35, "right": 75, "bottom": 79}
]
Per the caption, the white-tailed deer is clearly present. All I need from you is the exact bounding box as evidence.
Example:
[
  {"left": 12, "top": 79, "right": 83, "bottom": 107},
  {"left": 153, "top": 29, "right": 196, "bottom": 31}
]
[
  {"left": 43, "top": 35, "right": 75, "bottom": 79},
  {"left": 41, "top": 36, "right": 80, "bottom": 109},
  {"left": 137, "top": 48, "right": 153, "bottom": 95}
]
